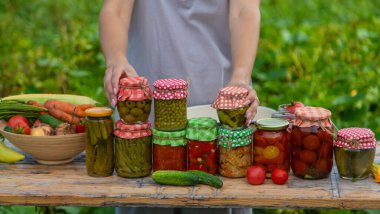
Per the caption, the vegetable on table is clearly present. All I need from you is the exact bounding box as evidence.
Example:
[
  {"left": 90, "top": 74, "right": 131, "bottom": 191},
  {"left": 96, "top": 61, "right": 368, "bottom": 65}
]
[
  {"left": 152, "top": 170, "right": 223, "bottom": 188},
  {"left": 271, "top": 168, "right": 288, "bottom": 185},
  {"left": 246, "top": 165, "right": 266, "bottom": 185}
]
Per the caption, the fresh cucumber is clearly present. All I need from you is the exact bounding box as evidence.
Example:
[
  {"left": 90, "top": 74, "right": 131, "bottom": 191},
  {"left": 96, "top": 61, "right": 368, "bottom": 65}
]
[
  {"left": 152, "top": 170, "right": 199, "bottom": 186},
  {"left": 38, "top": 114, "right": 64, "bottom": 128},
  {"left": 187, "top": 170, "right": 223, "bottom": 189}
]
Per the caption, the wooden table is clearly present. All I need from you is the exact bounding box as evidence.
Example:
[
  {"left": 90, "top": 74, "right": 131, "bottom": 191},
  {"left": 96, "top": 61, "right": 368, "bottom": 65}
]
[{"left": 0, "top": 141, "right": 379, "bottom": 209}]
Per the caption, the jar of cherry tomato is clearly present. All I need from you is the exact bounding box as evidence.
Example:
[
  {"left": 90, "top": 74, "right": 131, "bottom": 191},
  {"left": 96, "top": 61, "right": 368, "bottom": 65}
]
[
  {"left": 253, "top": 118, "right": 290, "bottom": 177},
  {"left": 291, "top": 107, "right": 334, "bottom": 179},
  {"left": 218, "top": 127, "right": 253, "bottom": 178},
  {"left": 153, "top": 129, "right": 187, "bottom": 171},
  {"left": 186, "top": 117, "right": 218, "bottom": 174},
  {"left": 334, "top": 128, "right": 376, "bottom": 180},
  {"left": 212, "top": 86, "right": 249, "bottom": 130}
]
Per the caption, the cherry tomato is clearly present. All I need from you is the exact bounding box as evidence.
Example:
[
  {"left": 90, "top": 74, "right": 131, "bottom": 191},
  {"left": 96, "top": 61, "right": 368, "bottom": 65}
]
[
  {"left": 7, "top": 115, "right": 30, "bottom": 135},
  {"left": 271, "top": 168, "right": 289, "bottom": 185},
  {"left": 300, "top": 150, "right": 317, "bottom": 163},
  {"left": 246, "top": 165, "right": 266, "bottom": 185},
  {"left": 263, "top": 146, "right": 280, "bottom": 160},
  {"left": 253, "top": 146, "right": 264, "bottom": 156},
  {"left": 292, "top": 159, "right": 307, "bottom": 177},
  {"left": 302, "top": 135, "right": 321, "bottom": 150}
]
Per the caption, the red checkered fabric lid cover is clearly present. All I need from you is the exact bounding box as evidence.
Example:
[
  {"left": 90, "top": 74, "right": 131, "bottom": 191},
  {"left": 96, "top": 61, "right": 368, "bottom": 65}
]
[
  {"left": 118, "top": 77, "right": 152, "bottom": 101},
  {"left": 113, "top": 120, "right": 152, "bottom": 139},
  {"left": 335, "top": 128, "right": 376, "bottom": 149},
  {"left": 153, "top": 79, "right": 188, "bottom": 100},
  {"left": 212, "top": 86, "right": 248, "bottom": 109},
  {"left": 294, "top": 107, "right": 332, "bottom": 128}
]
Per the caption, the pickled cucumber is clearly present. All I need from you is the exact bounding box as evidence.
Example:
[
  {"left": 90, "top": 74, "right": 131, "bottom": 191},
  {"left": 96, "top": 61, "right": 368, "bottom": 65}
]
[
  {"left": 217, "top": 105, "right": 248, "bottom": 130},
  {"left": 154, "top": 98, "right": 187, "bottom": 131},
  {"left": 117, "top": 99, "right": 152, "bottom": 123}
]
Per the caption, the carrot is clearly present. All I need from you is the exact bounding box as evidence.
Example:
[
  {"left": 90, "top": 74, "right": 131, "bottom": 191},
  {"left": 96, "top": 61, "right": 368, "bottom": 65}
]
[
  {"left": 44, "top": 99, "right": 85, "bottom": 117},
  {"left": 78, "top": 104, "right": 95, "bottom": 111},
  {"left": 47, "top": 107, "right": 81, "bottom": 124},
  {"left": 27, "top": 100, "right": 48, "bottom": 115}
]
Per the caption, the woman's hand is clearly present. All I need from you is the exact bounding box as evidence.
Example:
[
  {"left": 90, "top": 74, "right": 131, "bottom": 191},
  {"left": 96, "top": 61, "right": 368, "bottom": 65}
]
[{"left": 103, "top": 57, "right": 138, "bottom": 107}]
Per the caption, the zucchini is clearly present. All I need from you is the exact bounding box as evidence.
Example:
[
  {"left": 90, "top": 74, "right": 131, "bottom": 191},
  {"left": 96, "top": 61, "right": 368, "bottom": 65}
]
[
  {"left": 38, "top": 114, "right": 64, "bottom": 128},
  {"left": 187, "top": 170, "right": 223, "bottom": 189},
  {"left": 152, "top": 170, "right": 199, "bottom": 186},
  {"left": 2, "top": 94, "right": 98, "bottom": 105}
]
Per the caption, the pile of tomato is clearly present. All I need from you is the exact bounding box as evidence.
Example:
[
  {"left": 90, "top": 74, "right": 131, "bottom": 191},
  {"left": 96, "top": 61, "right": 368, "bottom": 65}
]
[{"left": 188, "top": 140, "right": 217, "bottom": 174}]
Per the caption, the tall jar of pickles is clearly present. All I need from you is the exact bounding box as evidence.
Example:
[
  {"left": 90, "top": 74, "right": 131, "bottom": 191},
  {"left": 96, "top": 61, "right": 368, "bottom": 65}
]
[
  {"left": 117, "top": 77, "right": 152, "bottom": 123},
  {"left": 291, "top": 107, "right": 334, "bottom": 179},
  {"left": 212, "top": 86, "right": 249, "bottom": 130},
  {"left": 218, "top": 127, "right": 253, "bottom": 178},
  {"left": 114, "top": 120, "right": 152, "bottom": 178},
  {"left": 153, "top": 129, "right": 187, "bottom": 171},
  {"left": 84, "top": 107, "right": 114, "bottom": 177},
  {"left": 153, "top": 79, "right": 188, "bottom": 131},
  {"left": 253, "top": 118, "right": 290, "bottom": 177}
]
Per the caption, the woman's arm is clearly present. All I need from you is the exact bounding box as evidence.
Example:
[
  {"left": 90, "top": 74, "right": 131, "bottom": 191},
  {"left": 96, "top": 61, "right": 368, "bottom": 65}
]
[
  {"left": 100, "top": 0, "right": 137, "bottom": 106},
  {"left": 229, "top": 0, "right": 261, "bottom": 124}
]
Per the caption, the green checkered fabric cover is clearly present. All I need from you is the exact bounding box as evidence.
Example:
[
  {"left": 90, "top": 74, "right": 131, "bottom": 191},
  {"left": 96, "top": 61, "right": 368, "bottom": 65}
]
[
  {"left": 186, "top": 117, "right": 217, "bottom": 141},
  {"left": 153, "top": 128, "right": 187, "bottom": 146},
  {"left": 218, "top": 127, "right": 253, "bottom": 148}
]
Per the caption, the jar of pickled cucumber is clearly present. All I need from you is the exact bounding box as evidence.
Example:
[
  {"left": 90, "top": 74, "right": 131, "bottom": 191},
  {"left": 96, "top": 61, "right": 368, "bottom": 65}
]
[
  {"left": 186, "top": 117, "right": 218, "bottom": 174},
  {"left": 153, "top": 79, "right": 188, "bottom": 131},
  {"left": 114, "top": 120, "right": 152, "bottom": 178},
  {"left": 212, "top": 86, "right": 249, "bottom": 130},
  {"left": 84, "top": 107, "right": 114, "bottom": 177},
  {"left": 153, "top": 128, "right": 187, "bottom": 171},
  {"left": 253, "top": 118, "right": 290, "bottom": 177},
  {"left": 334, "top": 128, "right": 376, "bottom": 180},
  {"left": 117, "top": 77, "right": 152, "bottom": 123},
  {"left": 218, "top": 127, "right": 253, "bottom": 178},
  {"left": 291, "top": 107, "right": 334, "bottom": 179}
]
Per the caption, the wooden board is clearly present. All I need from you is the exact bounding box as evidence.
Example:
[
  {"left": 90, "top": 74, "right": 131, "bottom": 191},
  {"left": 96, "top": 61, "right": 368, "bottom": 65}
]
[{"left": 0, "top": 141, "right": 379, "bottom": 209}]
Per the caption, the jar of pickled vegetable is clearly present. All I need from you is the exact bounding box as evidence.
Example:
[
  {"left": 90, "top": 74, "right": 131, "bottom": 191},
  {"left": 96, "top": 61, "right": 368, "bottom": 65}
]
[
  {"left": 186, "top": 117, "right": 218, "bottom": 174},
  {"left": 117, "top": 77, "right": 152, "bottom": 123},
  {"left": 85, "top": 107, "right": 114, "bottom": 177},
  {"left": 114, "top": 120, "right": 152, "bottom": 178},
  {"left": 153, "top": 129, "right": 187, "bottom": 171},
  {"left": 212, "top": 86, "right": 249, "bottom": 130},
  {"left": 218, "top": 127, "right": 253, "bottom": 178},
  {"left": 253, "top": 118, "right": 290, "bottom": 177},
  {"left": 291, "top": 107, "right": 334, "bottom": 179},
  {"left": 334, "top": 128, "right": 376, "bottom": 180},
  {"left": 153, "top": 79, "right": 188, "bottom": 131}
]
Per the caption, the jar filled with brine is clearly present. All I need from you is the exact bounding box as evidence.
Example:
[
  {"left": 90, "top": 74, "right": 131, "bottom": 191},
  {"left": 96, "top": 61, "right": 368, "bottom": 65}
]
[
  {"left": 218, "top": 127, "right": 253, "bottom": 178},
  {"left": 117, "top": 77, "right": 152, "bottom": 123},
  {"left": 85, "top": 107, "right": 114, "bottom": 177},
  {"left": 291, "top": 107, "right": 334, "bottom": 179},
  {"left": 153, "top": 129, "right": 187, "bottom": 171},
  {"left": 186, "top": 117, "right": 218, "bottom": 174},
  {"left": 212, "top": 86, "right": 249, "bottom": 130},
  {"left": 253, "top": 118, "right": 290, "bottom": 177},
  {"left": 153, "top": 79, "right": 188, "bottom": 131},
  {"left": 114, "top": 120, "right": 152, "bottom": 178},
  {"left": 334, "top": 128, "right": 376, "bottom": 180}
]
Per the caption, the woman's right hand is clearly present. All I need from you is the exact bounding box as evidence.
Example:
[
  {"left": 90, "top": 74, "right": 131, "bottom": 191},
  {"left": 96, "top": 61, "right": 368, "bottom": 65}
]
[{"left": 103, "top": 57, "right": 138, "bottom": 107}]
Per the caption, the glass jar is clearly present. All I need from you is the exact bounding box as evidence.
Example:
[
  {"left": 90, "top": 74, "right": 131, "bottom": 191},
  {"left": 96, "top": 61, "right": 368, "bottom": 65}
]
[
  {"left": 253, "top": 118, "right": 290, "bottom": 177},
  {"left": 117, "top": 77, "right": 152, "bottom": 123},
  {"left": 218, "top": 127, "right": 253, "bottom": 178},
  {"left": 334, "top": 128, "right": 376, "bottom": 180},
  {"left": 114, "top": 121, "right": 152, "bottom": 178},
  {"left": 153, "top": 129, "right": 187, "bottom": 171},
  {"left": 153, "top": 79, "right": 188, "bottom": 131},
  {"left": 186, "top": 117, "right": 218, "bottom": 174},
  {"left": 212, "top": 86, "right": 249, "bottom": 130},
  {"left": 84, "top": 107, "right": 114, "bottom": 177},
  {"left": 291, "top": 107, "right": 334, "bottom": 179}
]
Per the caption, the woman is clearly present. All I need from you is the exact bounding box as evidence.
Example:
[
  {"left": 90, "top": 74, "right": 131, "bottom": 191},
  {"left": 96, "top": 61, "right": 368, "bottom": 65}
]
[{"left": 100, "top": 0, "right": 261, "bottom": 213}]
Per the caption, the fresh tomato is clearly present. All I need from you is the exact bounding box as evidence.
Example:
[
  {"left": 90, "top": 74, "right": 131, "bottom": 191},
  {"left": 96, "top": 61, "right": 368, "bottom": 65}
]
[
  {"left": 271, "top": 168, "right": 288, "bottom": 185},
  {"left": 73, "top": 122, "right": 85, "bottom": 133},
  {"left": 33, "top": 119, "right": 42, "bottom": 126},
  {"left": 246, "top": 165, "right": 266, "bottom": 185},
  {"left": 285, "top": 101, "right": 305, "bottom": 113},
  {"left": 7, "top": 115, "right": 30, "bottom": 135}
]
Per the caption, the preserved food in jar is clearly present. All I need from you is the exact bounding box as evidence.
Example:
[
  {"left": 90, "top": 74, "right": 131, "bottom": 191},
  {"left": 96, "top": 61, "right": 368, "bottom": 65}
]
[
  {"left": 186, "top": 117, "right": 218, "bottom": 174},
  {"left": 212, "top": 86, "right": 249, "bottom": 130},
  {"left": 291, "top": 107, "right": 334, "bottom": 179},
  {"left": 114, "top": 121, "right": 152, "bottom": 178},
  {"left": 153, "top": 79, "right": 188, "bottom": 131},
  {"left": 253, "top": 118, "right": 290, "bottom": 177},
  {"left": 218, "top": 127, "right": 253, "bottom": 178},
  {"left": 334, "top": 128, "right": 376, "bottom": 180},
  {"left": 85, "top": 107, "right": 114, "bottom": 177},
  {"left": 153, "top": 129, "right": 187, "bottom": 171},
  {"left": 117, "top": 77, "right": 152, "bottom": 123}
]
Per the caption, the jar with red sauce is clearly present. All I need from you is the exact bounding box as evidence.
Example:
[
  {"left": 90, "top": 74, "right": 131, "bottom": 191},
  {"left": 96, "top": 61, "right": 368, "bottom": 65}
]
[
  {"left": 186, "top": 117, "right": 218, "bottom": 174},
  {"left": 153, "top": 129, "right": 187, "bottom": 171},
  {"left": 291, "top": 107, "right": 334, "bottom": 179},
  {"left": 253, "top": 118, "right": 290, "bottom": 177}
]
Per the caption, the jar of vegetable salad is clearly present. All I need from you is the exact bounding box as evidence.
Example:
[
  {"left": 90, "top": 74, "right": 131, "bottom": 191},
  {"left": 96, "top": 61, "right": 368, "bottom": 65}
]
[{"left": 114, "top": 120, "right": 152, "bottom": 178}]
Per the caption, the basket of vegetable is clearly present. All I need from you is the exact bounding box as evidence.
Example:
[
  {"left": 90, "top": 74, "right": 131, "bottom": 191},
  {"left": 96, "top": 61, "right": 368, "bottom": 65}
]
[{"left": 0, "top": 94, "right": 98, "bottom": 165}]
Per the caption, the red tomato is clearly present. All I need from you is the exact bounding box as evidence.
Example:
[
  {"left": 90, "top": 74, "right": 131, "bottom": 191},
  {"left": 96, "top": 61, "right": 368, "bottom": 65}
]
[
  {"left": 7, "top": 115, "right": 30, "bottom": 135},
  {"left": 271, "top": 168, "right": 289, "bottom": 185},
  {"left": 33, "top": 119, "right": 42, "bottom": 126},
  {"left": 246, "top": 165, "right": 266, "bottom": 185},
  {"left": 285, "top": 101, "right": 304, "bottom": 113}
]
